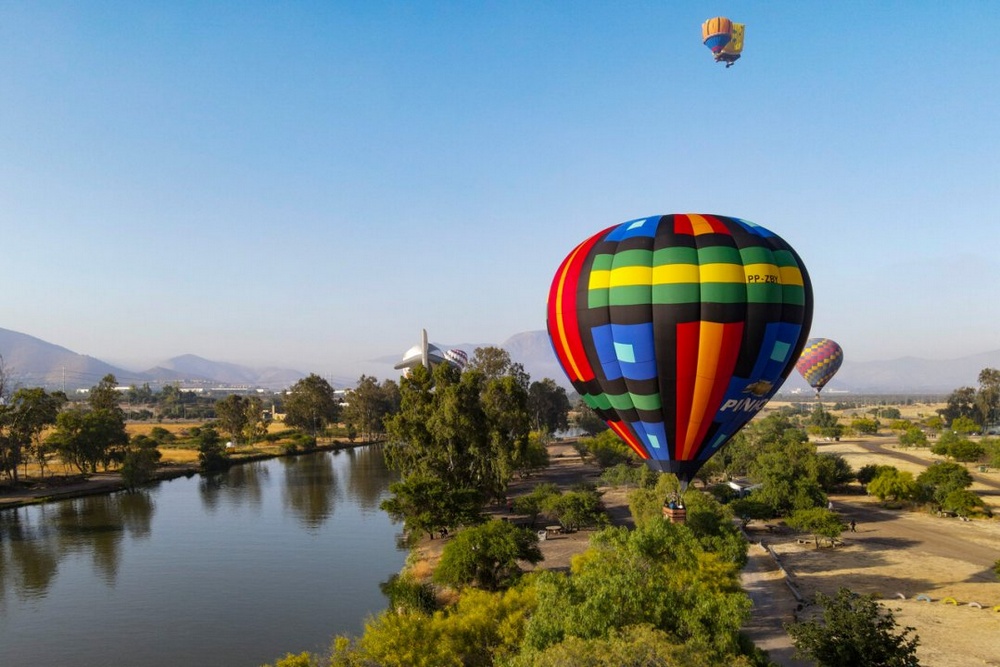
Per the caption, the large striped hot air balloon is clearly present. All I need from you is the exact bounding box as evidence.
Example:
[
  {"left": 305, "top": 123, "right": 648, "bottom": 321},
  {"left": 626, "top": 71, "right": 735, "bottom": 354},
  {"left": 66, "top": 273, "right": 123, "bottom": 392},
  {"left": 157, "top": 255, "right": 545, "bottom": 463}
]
[
  {"left": 547, "top": 214, "right": 813, "bottom": 485},
  {"left": 795, "top": 338, "right": 844, "bottom": 395}
]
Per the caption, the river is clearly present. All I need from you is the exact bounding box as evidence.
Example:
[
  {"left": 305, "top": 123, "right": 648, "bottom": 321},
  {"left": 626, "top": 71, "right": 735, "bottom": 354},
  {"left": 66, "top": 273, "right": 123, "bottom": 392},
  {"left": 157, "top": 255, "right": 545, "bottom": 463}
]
[{"left": 0, "top": 446, "right": 407, "bottom": 667}]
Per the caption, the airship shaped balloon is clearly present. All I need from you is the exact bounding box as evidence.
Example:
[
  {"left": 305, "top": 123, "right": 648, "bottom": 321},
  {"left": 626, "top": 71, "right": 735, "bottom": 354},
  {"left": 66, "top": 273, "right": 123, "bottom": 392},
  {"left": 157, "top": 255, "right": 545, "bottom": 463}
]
[
  {"left": 547, "top": 214, "right": 813, "bottom": 484},
  {"left": 795, "top": 338, "right": 843, "bottom": 394}
]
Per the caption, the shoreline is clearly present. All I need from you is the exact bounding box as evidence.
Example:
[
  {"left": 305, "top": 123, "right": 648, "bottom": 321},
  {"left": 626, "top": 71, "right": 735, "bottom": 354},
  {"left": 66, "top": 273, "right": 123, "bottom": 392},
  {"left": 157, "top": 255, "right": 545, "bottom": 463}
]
[{"left": 0, "top": 440, "right": 360, "bottom": 511}]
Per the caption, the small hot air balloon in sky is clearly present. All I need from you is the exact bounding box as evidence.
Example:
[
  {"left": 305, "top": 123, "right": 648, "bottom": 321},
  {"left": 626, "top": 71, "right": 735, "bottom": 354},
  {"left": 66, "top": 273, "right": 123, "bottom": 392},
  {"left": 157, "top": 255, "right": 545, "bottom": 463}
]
[
  {"left": 547, "top": 214, "right": 813, "bottom": 486},
  {"left": 795, "top": 338, "right": 844, "bottom": 395},
  {"left": 702, "top": 16, "right": 744, "bottom": 67}
]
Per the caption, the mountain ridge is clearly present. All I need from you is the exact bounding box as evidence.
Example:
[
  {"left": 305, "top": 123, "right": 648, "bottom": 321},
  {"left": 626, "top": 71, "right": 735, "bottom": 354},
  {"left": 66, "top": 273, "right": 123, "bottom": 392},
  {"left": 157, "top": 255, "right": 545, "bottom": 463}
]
[{"left": 1, "top": 326, "right": 997, "bottom": 395}]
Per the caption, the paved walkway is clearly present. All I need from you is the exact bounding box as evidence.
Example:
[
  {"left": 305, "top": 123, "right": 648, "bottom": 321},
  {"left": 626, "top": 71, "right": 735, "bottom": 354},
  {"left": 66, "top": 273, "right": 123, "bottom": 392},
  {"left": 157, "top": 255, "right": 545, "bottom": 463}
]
[{"left": 740, "top": 541, "right": 812, "bottom": 667}]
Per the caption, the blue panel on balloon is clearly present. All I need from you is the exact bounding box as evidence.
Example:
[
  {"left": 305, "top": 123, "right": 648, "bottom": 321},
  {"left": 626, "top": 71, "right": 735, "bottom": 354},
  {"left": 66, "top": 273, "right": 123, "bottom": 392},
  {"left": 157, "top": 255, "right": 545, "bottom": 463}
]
[
  {"left": 748, "top": 322, "right": 801, "bottom": 381},
  {"left": 606, "top": 216, "right": 658, "bottom": 241},
  {"left": 635, "top": 421, "right": 669, "bottom": 460},
  {"left": 704, "top": 34, "right": 731, "bottom": 52},
  {"left": 592, "top": 324, "right": 623, "bottom": 381},
  {"left": 610, "top": 323, "right": 657, "bottom": 381}
]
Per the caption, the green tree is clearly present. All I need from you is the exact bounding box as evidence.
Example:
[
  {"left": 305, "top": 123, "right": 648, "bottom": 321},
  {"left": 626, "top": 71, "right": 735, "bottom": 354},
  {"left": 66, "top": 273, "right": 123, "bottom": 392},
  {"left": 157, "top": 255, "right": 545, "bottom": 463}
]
[
  {"left": 975, "top": 368, "right": 1000, "bottom": 431},
  {"left": 786, "top": 507, "right": 844, "bottom": 548},
  {"left": 916, "top": 461, "right": 973, "bottom": 508},
  {"left": 950, "top": 415, "right": 980, "bottom": 434},
  {"left": 120, "top": 434, "right": 162, "bottom": 492},
  {"left": 214, "top": 394, "right": 265, "bottom": 446},
  {"left": 195, "top": 427, "right": 230, "bottom": 472},
  {"left": 898, "top": 426, "right": 928, "bottom": 448},
  {"left": 576, "top": 429, "right": 638, "bottom": 468},
  {"left": 527, "top": 378, "right": 570, "bottom": 433},
  {"left": 851, "top": 417, "right": 879, "bottom": 435},
  {"left": 343, "top": 375, "right": 399, "bottom": 442},
  {"left": 941, "top": 489, "right": 987, "bottom": 517},
  {"left": 283, "top": 374, "right": 341, "bottom": 436},
  {"left": 380, "top": 473, "right": 484, "bottom": 540},
  {"left": 787, "top": 588, "right": 919, "bottom": 666},
  {"left": 867, "top": 469, "right": 918, "bottom": 502},
  {"left": 512, "top": 482, "right": 561, "bottom": 527},
  {"left": 46, "top": 405, "right": 129, "bottom": 474},
  {"left": 938, "top": 386, "right": 979, "bottom": 426},
  {"left": 0, "top": 387, "right": 66, "bottom": 481},
  {"left": 857, "top": 464, "right": 896, "bottom": 486},
  {"left": 542, "top": 486, "right": 608, "bottom": 533},
  {"left": 434, "top": 520, "right": 543, "bottom": 591},
  {"left": 523, "top": 520, "right": 750, "bottom": 663}
]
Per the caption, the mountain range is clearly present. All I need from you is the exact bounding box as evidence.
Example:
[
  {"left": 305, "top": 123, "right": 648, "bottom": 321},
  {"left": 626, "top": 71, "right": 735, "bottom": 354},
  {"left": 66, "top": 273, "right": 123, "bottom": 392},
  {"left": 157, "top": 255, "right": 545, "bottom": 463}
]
[{"left": 1, "top": 326, "right": 997, "bottom": 396}]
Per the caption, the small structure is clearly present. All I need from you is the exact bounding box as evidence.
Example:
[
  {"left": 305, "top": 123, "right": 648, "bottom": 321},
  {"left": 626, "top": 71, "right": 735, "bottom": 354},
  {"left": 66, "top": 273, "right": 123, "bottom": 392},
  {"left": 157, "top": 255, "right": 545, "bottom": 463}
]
[{"left": 662, "top": 496, "right": 686, "bottom": 524}]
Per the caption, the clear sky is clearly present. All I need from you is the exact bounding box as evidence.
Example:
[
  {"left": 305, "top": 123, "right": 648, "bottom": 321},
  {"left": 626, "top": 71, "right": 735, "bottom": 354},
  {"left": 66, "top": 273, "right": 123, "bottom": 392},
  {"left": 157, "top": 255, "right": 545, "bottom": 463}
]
[{"left": 2, "top": 2, "right": 998, "bottom": 380}]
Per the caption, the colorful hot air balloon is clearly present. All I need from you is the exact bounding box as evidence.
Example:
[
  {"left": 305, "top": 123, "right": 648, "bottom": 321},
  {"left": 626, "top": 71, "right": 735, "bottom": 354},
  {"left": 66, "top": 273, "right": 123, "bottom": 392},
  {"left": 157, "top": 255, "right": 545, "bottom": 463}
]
[
  {"left": 702, "top": 17, "right": 744, "bottom": 67},
  {"left": 795, "top": 338, "right": 844, "bottom": 394},
  {"left": 547, "top": 214, "right": 813, "bottom": 485}
]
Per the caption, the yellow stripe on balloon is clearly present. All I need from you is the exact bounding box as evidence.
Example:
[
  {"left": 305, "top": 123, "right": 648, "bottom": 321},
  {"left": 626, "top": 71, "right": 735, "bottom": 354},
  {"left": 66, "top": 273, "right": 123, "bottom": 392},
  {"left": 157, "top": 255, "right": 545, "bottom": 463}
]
[
  {"left": 779, "top": 266, "right": 804, "bottom": 286},
  {"left": 588, "top": 268, "right": 611, "bottom": 290},
  {"left": 606, "top": 265, "right": 653, "bottom": 288},
  {"left": 651, "top": 263, "right": 744, "bottom": 284},
  {"left": 651, "top": 263, "right": 699, "bottom": 284}
]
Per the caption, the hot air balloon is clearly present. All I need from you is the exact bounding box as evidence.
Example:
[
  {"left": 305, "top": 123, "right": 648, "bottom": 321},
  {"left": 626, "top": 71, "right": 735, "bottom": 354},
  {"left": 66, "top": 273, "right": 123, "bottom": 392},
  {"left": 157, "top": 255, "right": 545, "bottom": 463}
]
[
  {"left": 702, "top": 16, "right": 744, "bottom": 67},
  {"left": 547, "top": 214, "right": 813, "bottom": 486},
  {"left": 445, "top": 348, "right": 468, "bottom": 371},
  {"left": 795, "top": 338, "right": 844, "bottom": 395}
]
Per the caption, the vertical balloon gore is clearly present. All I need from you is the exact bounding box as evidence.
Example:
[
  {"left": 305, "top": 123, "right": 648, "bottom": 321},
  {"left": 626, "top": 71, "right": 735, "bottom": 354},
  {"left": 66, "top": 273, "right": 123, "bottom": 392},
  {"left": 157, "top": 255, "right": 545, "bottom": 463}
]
[{"left": 547, "top": 214, "right": 813, "bottom": 484}]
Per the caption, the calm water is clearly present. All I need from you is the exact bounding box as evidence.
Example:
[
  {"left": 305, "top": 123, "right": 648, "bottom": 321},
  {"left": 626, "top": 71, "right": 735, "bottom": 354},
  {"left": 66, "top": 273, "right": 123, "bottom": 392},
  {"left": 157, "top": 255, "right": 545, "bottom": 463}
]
[{"left": 0, "top": 446, "right": 407, "bottom": 667}]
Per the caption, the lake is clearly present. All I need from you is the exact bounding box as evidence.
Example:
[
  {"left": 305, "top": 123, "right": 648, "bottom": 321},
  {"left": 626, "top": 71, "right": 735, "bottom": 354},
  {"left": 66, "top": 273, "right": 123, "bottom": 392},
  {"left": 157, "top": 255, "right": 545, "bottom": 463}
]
[{"left": 0, "top": 446, "right": 407, "bottom": 667}]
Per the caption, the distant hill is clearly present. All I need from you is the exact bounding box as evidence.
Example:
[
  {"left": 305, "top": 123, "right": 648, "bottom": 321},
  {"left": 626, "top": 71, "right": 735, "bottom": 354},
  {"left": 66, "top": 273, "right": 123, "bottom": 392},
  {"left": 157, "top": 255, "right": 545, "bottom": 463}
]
[
  {"left": 3, "top": 325, "right": 998, "bottom": 395},
  {"left": 0, "top": 328, "right": 310, "bottom": 392}
]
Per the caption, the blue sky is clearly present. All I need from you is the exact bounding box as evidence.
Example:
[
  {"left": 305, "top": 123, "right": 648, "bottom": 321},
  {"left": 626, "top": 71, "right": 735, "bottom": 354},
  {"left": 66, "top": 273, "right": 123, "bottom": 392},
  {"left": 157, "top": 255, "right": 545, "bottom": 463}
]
[{"left": 2, "top": 2, "right": 998, "bottom": 380}]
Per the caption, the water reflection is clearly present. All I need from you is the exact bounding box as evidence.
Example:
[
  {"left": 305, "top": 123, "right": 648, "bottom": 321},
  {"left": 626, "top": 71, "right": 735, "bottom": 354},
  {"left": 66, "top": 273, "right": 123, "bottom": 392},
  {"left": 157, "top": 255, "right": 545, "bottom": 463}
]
[
  {"left": 198, "top": 460, "right": 270, "bottom": 511},
  {"left": 281, "top": 452, "right": 340, "bottom": 529},
  {"left": 0, "top": 446, "right": 407, "bottom": 667},
  {"left": 0, "top": 491, "right": 156, "bottom": 598},
  {"left": 343, "top": 445, "right": 397, "bottom": 511}
]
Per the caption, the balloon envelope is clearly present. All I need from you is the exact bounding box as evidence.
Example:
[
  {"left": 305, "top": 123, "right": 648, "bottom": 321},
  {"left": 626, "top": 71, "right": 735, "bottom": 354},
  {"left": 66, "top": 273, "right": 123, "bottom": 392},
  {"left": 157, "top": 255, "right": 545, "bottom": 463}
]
[
  {"left": 795, "top": 338, "right": 844, "bottom": 392},
  {"left": 547, "top": 214, "right": 813, "bottom": 483}
]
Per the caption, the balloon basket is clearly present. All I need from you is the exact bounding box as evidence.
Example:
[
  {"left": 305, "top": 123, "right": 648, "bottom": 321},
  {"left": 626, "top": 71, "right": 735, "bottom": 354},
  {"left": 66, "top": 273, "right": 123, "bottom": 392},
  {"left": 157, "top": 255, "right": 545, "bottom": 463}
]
[{"left": 662, "top": 504, "right": 687, "bottom": 524}]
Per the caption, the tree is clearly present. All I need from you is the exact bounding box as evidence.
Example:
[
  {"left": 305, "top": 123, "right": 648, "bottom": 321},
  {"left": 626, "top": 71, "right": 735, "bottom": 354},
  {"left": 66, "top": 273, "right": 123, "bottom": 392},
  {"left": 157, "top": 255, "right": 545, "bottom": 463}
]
[
  {"left": 975, "top": 368, "right": 1000, "bottom": 431},
  {"left": 0, "top": 387, "right": 66, "bottom": 481},
  {"left": 898, "top": 426, "right": 928, "bottom": 448},
  {"left": 527, "top": 378, "right": 570, "bottom": 433},
  {"left": 46, "top": 405, "right": 129, "bottom": 474},
  {"left": 851, "top": 417, "right": 879, "bottom": 435},
  {"left": 214, "top": 394, "right": 265, "bottom": 446},
  {"left": 857, "top": 464, "right": 896, "bottom": 486},
  {"left": 380, "top": 474, "right": 484, "bottom": 540},
  {"left": 542, "top": 486, "right": 608, "bottom": 532},
  {"left": 576, "top": 429, "right": 638, "bottom": 468},
  {"left": 786, "top": 507, "right": 844, "bottom": 548},
  {"left": 195, "top": 427, "right": 230, "bottom": 472},
  {"left": 120, "top": 434, "right": 162, "bottom": 491},
  {"left": 343, "top": 375, "right": 399, "bottom": 442},
  {"left": 916, "top": 461, "right": 973, "bottom": 508},
  {"left": 283, "top": 374, "right": 340, "bottom": 436},
  {"left": 434, "top": 520, "right": 543, "bottom": 591},
  {"left": 867, "top": 469, "right": 918, "bottom": 503},
  {"left": 950, "top": 415, "right": 980, "bottom": 434},
  {"left": 938, "top": 387, "right": 979, "bottom": 427},
  {"left": 787, "top": 588, "right": 919, "bottom": 666}
]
